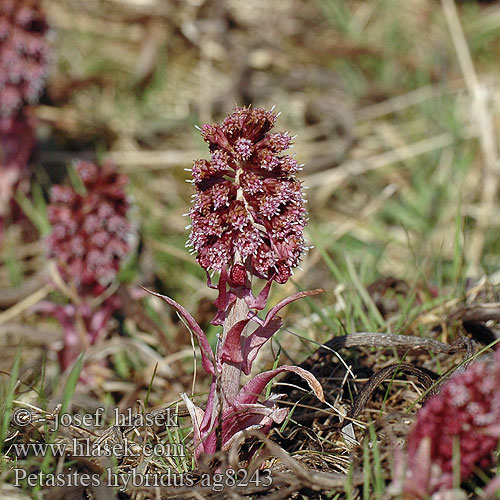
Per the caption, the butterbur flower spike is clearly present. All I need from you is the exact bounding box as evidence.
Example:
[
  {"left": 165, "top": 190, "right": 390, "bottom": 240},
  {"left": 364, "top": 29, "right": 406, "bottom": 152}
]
[
  {"left": 42, "top": 159, "right": 133, "bottom": 371},
  {"left": 188, "top": 106, "right": 307, "bottom": 293},
  {"left": 400, "top": 349, "right": 500, "bottom": 497},
  {"left": 46, "top": 160, "right": 133, "bottom": 296},
  {"left": 148, "top": 106, "right": 324, "bottom": 463},
  {"left": 0, "top": 0, "right": 51, "bottom": 116},
  {"left": 0, "top": 0, "right": 50, "bottom": 239}
]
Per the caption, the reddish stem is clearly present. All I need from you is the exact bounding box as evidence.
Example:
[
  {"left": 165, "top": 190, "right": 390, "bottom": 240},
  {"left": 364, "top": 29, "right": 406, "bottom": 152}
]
[{"left": 219, "top": 296, "right": 249, "bottom": 412}]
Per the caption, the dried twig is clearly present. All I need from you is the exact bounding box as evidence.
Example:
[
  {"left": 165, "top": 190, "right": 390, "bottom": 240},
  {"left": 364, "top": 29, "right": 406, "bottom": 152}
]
[
  {"left": 319, "top": 332, "right": 475, "bottom": 360},
  {"left": 348, "top": 363, "right": 436, "bottom": 419}
]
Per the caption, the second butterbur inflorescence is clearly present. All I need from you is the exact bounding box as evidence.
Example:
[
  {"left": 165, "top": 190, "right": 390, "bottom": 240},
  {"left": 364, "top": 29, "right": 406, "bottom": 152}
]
[
  {"left": 47, "top": 160, "right": 132, "bottom": 296},
  {"left": 0, "top": 0, "right": 50, "bottom": 116},
  {"left": 401, "top": 349, "right": 500, "bottom": 497},
  {"left": 43, "top": 160, "right": 133, "bottom": 372}
]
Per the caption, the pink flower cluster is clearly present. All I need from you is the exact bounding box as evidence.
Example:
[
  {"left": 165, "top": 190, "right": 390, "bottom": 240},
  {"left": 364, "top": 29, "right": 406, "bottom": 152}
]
[
  {"left": 43, "top": 160, "right": 133, "bottom": 371},
  {"left": 0, "top": 0, "right": 50, "bottom": 116},
  {"left": 188, "top": 106, "right": 307, "bottom": 286},
  {"left": 47, "top": 160, "right": 132, "bottom": 296},
  {"left": 402, "top": 349, "right": 500, "bottom": 497}
]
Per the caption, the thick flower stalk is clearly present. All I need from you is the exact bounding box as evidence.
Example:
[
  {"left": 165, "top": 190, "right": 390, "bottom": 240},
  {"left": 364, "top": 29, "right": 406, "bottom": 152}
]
[
  {"left": 148, "top": 106, "right": 324, "bottom": 462},
  {"left": 0, "top": 0, "right": 50, "bottom": 237},
  {"left": 42, "top": 160, "right": 133, "bottom": 370},
  {"left": 400, "top": 349, "right": 500, "bottom": 497}
]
